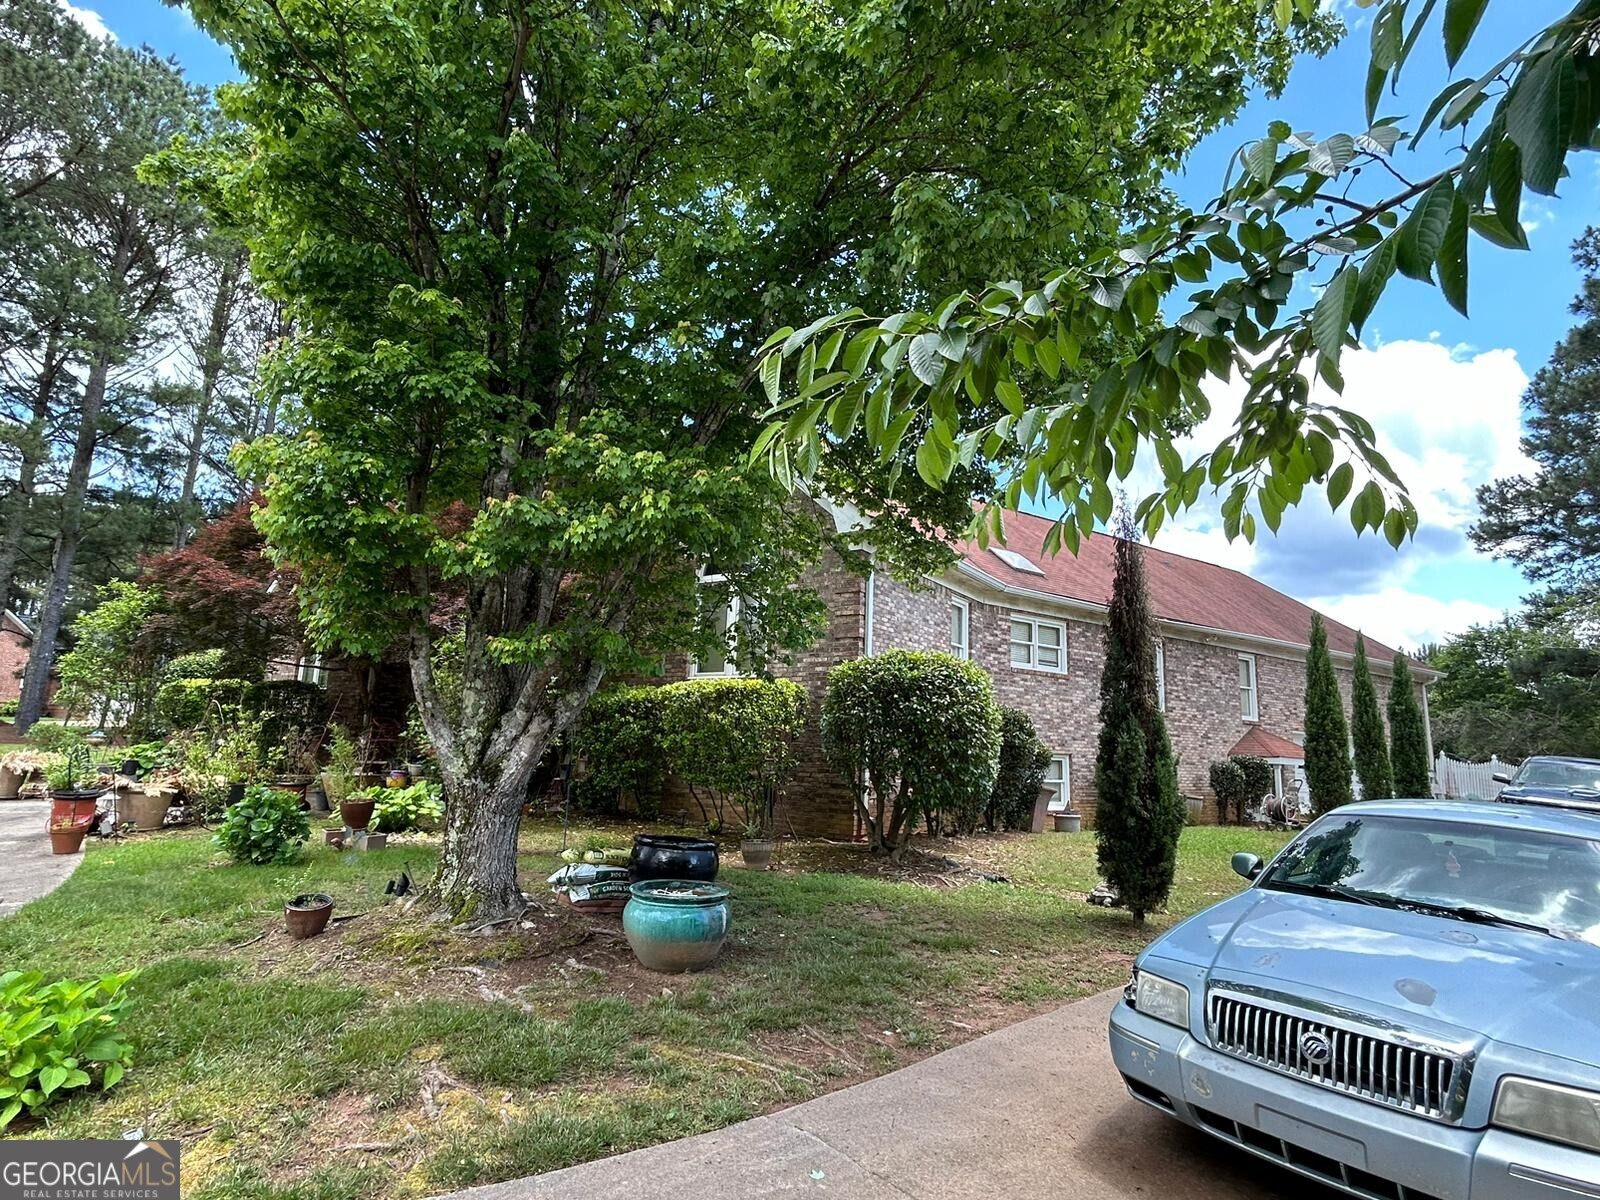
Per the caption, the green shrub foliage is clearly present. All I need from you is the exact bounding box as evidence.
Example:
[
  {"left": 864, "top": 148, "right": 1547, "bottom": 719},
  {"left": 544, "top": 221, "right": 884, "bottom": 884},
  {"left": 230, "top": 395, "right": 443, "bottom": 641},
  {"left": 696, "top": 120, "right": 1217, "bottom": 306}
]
[
  {"left": 656, "top": 678, "right": 807, "bottom": 835},
  {"left": 1234, "top": 755, "right": 1273, "bottom": 813},
  {"left": 1304, "top": 614, "right": 1354, "bottom": 814},
  {"left": 1094, "top": 516, "right": 1184, "bottom": 921},
  {"left": 989, "top": 707, "right": 1051, "bottom": 831},
  {"left": 1350, "top": 634, "right": 1394, "bottom": 801},
  {"left": 215, "top": 785, "right": 312, "bottom": 864},
  {"left": 575, "top": 687, "right": 664, "bottom": 817},
  {"left": 0, "top": 969, "right": 137, "bottom": 1130},
  {"left": 155, "top": 677, "right": 250, "bottom": 732},
  {"left": 372, "top": 780, "right": 444, "bottom": 833},
  {"left": 243, "top": 680, "right": 331, "bottom": 754},
  {"left": 1208, "top": 758, "right": 1247, "bottom": 824},
  {"left": 822, "top": 650, "right": 1001, "bottom": 858},
  {"left": 1388, "top": 654, "right": 1432, "bottom": 798}
]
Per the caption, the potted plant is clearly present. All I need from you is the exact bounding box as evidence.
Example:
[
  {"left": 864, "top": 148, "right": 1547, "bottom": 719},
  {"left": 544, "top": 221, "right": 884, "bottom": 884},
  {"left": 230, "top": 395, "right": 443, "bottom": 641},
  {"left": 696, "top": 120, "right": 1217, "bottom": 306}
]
[
  {"left": 397, "top": 705, "right": 432, "bottom": 779},
  {"left": 46, "top": 746, "right": 101, "bottom": 825},
  {"left": 119, "top": 784, "right": 171, "bottom": 832},
  {"left": 48, "top": 816, "right": 90, "bottom": 855},
  {"left": 339, "top": 783, "right": 383, "bottom": 833},
  {"left": 270, "top": 727, "right": 320, "bottom": 806},
  {"left": 284, "top": 892, "right": 335, "bottom": 939},
  {"left": 738, "top": 782, "right": 778, "bottom": 868},
  {"left": 320, "top": 726, "right": 358, "bottom": 812},
  {"left": 0, "top": 749, "right": 49, "bottom": 800}
]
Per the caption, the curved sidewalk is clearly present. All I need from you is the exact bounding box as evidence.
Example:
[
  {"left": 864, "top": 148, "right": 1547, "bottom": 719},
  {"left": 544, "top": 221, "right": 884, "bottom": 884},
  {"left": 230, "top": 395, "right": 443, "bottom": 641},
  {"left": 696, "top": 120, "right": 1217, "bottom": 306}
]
[
  {"left": 440, "top": 988, "right": 1327, "bottom": 1200},
  {"left": 0, "top": 800, "right": 84, "bottom": 917}
]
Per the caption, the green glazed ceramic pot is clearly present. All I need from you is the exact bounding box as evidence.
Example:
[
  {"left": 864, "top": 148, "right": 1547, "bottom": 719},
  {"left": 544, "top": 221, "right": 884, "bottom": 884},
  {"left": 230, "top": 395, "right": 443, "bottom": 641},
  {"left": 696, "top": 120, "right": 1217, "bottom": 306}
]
[{"left": 622, "top": 879, "right": 730, "bottom": 973}]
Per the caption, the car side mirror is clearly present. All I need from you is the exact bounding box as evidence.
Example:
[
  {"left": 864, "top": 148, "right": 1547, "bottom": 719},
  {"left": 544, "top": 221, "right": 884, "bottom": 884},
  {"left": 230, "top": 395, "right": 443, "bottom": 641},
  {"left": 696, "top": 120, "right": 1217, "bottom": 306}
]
[
  {"left": 1491, "top": 772, "right": 1512, "bottom": 784},
  {"left": 1232, "top": 852, "right": 1264, "bottom": 881}
]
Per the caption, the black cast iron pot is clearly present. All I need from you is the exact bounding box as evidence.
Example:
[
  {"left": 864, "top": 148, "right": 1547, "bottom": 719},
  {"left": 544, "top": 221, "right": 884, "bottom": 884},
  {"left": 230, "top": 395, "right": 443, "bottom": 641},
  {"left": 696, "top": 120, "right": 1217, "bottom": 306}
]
[{"left": 629, "top": 833, "right": 720, "bottom": 883}]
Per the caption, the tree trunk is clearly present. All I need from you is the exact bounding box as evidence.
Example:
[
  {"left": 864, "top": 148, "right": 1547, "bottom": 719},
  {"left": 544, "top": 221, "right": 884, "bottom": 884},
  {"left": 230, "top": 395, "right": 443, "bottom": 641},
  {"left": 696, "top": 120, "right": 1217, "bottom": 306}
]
[
  {"left": 0, "top": 327, "right": 65, "bottom": 619},
  {"left": 15, "top": 351, "right": 109, "bottom": 732},
  {"left": 174, "top": 252, "right": 243, "bottom": 548},
  {"left": 427, "top": 768, "right": 536, "bottom": 922}
]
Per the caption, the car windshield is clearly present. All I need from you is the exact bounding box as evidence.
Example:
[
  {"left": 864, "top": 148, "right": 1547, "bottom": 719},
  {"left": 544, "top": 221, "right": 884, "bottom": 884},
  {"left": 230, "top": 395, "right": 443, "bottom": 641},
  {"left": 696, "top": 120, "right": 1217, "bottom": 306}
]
[
  {"left": 1513, "top": 759, "right": 1600, "bottom": 791},
  {"left": 1260, "top": 813, "right": 1600, "bottom": 944}
]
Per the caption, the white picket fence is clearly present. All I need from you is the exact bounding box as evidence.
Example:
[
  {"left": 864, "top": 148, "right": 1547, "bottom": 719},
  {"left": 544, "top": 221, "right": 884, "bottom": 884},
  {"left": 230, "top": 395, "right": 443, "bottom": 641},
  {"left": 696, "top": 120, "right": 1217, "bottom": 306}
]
[{"left": 1433, "top": 752, "right": 1518, "bottom": 801}]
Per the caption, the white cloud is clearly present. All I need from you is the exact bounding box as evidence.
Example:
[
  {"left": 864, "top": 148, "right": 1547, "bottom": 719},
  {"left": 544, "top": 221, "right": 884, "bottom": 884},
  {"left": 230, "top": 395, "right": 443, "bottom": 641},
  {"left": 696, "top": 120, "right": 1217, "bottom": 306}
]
[
  {"left": 1142, "top": 339, "right": 1532, "bottom": 650},
  {"left": 56, "top": 1, "right": 113, "bottom": 42}
]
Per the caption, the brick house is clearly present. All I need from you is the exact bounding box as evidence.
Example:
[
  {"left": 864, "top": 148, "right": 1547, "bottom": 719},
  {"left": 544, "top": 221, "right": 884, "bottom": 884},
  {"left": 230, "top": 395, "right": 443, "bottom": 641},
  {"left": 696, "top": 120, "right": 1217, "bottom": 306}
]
[
  {"left": 660, "top": 505, "right": 1436, "bottom": 837},
  {"left": 0, "top": 610, "right": 34, "bottom": 706}
]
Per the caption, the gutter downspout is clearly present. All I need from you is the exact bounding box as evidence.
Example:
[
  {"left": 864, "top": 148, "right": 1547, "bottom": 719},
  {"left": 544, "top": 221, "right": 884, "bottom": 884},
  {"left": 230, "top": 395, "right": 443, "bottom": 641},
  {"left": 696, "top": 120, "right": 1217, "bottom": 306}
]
[
  {"left": 1422, "top": 681, "right": 1436, "bottom": 795},
  {"left": 864, "top": 568, "right": 875, "bottom": 657}
]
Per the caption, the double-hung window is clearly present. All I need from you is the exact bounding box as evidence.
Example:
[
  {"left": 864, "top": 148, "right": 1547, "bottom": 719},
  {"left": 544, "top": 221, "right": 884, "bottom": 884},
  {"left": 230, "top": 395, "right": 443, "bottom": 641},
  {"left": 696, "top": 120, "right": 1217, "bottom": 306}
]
[
  {"left": 691, "top": 571, "right": 742, "bottom": 677},
  {"left": 1009, "top": 616, "right": 1066, "bottom": 672},
  {"left": 1043, "top": 755, "right": 1071, "bottom": 812},
  {"left": 1238, "top": 653, "right": 1259, "bottom": 722},
  {"left": 949, "top": 597, "right": 970, "bottom": 660}
]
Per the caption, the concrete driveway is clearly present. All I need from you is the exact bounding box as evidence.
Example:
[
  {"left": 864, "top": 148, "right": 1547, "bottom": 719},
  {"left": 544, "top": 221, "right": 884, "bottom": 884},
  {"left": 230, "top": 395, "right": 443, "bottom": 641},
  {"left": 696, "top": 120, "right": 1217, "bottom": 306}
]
[
  {"left": 0, "top": 800, "right": 83, "bottom": 917},
  {"left": 442, "top": 989, "right": 1335, "bottom": 1200}
]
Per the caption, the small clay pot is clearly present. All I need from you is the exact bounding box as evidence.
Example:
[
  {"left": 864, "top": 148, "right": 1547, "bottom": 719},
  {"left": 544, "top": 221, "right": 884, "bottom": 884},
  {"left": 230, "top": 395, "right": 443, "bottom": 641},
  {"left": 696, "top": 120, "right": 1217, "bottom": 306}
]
[
  {"left": 339, "top": 798, "right": 375, "bottom": 831},
  {"left": 49, "top": 823, "right": 89, "bottom": 855},
  {"left": 285, "top": 892, "right": 334, "bottom": 939}
]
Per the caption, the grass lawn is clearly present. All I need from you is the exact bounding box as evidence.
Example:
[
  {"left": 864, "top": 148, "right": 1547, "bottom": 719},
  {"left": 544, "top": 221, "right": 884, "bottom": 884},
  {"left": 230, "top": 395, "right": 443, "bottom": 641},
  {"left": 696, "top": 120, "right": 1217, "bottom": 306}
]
[{"left": 0, "top": 818, "right": 1288, "bottom": 1198}]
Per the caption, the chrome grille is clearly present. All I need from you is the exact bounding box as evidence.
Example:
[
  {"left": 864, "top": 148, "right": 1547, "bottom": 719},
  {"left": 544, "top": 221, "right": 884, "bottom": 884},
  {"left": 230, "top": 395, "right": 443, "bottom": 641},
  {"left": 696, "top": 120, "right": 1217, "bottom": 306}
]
[{"left": 1206, "top": 989, "right": 1465, "bottom": 1122}]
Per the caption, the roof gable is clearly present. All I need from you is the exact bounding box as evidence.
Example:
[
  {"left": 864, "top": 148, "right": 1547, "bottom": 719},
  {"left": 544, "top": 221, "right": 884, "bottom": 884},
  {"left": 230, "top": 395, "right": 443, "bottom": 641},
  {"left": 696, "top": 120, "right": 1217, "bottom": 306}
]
[{"left": 954, "top": 510, "right": 1413, "bottom": 667}]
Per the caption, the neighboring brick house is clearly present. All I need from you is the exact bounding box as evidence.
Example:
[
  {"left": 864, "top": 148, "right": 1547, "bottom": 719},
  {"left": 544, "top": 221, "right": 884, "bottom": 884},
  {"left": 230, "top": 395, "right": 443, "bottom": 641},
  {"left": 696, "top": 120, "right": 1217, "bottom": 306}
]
[
  {"left": 0, "top": 611, "right": 34, "bottom": 706},
  {"left": 661, "top": 506, "right": 1436, "bottom": 838}
]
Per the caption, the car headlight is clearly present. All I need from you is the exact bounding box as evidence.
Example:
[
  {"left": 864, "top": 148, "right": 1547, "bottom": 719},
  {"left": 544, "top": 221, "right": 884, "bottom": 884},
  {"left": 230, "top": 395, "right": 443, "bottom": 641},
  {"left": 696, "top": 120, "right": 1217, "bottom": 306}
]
[
  {"left": 1494, "top": 1078, "right": 1600, "bottom": 1153},
  {"left": 1126, "top": 967, "right": 1190, "bottom": 1029}
]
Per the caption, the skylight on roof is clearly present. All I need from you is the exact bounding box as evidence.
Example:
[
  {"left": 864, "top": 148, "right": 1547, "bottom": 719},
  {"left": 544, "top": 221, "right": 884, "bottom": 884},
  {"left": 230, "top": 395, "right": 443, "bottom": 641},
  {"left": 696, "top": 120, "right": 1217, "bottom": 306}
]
[{"left": 990, "top": 547, "right": 1045, "bottom": 575}]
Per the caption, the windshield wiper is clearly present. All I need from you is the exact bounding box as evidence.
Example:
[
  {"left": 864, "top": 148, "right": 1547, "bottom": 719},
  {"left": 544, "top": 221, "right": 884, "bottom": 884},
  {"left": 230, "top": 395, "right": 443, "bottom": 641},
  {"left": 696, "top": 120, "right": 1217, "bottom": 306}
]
[
  {"left": 1392, "top": 898, "right": 1569, "bottom": 939},
  {"left": 1269, "top": 881, "right": 1389, "bottom": 907}
]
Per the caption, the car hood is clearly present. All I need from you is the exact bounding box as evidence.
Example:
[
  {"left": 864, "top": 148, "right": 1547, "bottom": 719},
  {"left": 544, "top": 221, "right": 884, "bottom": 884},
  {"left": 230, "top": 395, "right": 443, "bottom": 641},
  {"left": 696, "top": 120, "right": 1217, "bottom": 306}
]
[
  {"left": 1499, "top": 783, "right": 1600, "bottom": 811},
  {"left": 1152, "top": 889, "right": 1600, "bottom": 1064}
]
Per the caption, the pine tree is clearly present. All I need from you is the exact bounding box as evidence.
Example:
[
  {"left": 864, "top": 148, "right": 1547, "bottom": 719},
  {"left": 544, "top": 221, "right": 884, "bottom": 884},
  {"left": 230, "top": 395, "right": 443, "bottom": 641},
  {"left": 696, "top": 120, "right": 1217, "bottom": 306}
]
[
  {"left": 1389, "top": 654, "right": 1432, "bottom": 797},
  {"left": 1304, "top": 614, "right": 1353, "bottom": 813},
  {"left": 1094, "top": 510, "right": 1184, "bottom": 922},
  {"left": 1349, "top": 634, "right": 1393, "bottom": 801}
]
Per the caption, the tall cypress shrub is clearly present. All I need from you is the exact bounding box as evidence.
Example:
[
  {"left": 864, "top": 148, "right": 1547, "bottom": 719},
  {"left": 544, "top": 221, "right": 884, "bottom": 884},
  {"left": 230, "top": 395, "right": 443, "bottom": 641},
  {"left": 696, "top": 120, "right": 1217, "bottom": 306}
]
[
  {"left": 1304, "top": 614, "right": 1353, "bottom": 813},
  {"left": 1388, "top": 654, "right": 1432, "bottom": 797},
  {"left": 1094, "top": 512, "right": 1184, "bottom": 922},
  {"left": 1349, "top": 634, "right": 1393, "bottom": 801}
]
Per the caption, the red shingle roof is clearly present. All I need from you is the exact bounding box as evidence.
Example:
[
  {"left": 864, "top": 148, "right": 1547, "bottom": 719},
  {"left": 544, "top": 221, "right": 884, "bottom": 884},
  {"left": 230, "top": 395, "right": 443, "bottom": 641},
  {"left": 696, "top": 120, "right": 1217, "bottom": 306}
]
[
  {"left": 1230, "top": 727, "right": 1307, "bottom": 760},
  {"left": 954, "top": 509, "right": 1410, "bottom": 666}
]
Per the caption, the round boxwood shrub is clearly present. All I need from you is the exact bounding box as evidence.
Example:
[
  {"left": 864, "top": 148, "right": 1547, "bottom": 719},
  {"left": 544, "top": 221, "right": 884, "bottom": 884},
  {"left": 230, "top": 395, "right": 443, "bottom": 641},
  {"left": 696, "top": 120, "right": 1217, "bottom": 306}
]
[
  {"left": 574, "top": 686, "right": 665, "bottom": 818},
  {"left": 215, "top": 785, "right": 312, "bottom": 865},
  {"left": 822, "top": 650, "right": 1001, "bottom": 857}
]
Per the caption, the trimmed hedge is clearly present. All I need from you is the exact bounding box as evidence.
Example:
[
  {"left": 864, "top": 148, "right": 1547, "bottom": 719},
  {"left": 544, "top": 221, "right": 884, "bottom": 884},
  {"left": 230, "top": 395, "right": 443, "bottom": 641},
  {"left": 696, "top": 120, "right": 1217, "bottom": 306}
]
[
  {"left": 657, "top": 678, "right": 807, "bottom": 835},
  {"left": 821, "top": 650, "right": 1001, "bottom": 856},
  {"left": 575, "top": 687, "right": 664, "bottom": 817},
  {"left": 154, "top": 678, "right": 250, "bottom": 732}
]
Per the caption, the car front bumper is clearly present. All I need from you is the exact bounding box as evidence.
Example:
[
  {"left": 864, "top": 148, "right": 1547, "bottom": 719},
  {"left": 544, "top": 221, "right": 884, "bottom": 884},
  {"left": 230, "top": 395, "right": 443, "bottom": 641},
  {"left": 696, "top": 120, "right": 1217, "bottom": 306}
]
[{"left": 1109, "top": 999, "right": 1600, "bottom": 1200}]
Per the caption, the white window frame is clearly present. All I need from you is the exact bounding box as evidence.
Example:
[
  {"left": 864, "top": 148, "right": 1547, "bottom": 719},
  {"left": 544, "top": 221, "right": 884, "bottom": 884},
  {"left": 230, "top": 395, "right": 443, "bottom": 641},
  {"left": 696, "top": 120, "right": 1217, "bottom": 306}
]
[
  {"left": 297, "top": 652, "right": 327, "bottom": 687},
  {"left": 1009, "top": 615, "right": 1067, "bottom": 673},
  {"left": 1043, "top": 754, "right": 1071, "bottom": 812},
  {"left": 1239, "top": 653, "right": 1259, "bottom": 722},
  {"left": 949, "top": 597, "right": 970, "bottom": 660},
  {"left": 690, "top": 571, "right": 742, "bottom": 677},
  {"left": 1155, "top": 641, "right": 1166, "bottom": 712}
]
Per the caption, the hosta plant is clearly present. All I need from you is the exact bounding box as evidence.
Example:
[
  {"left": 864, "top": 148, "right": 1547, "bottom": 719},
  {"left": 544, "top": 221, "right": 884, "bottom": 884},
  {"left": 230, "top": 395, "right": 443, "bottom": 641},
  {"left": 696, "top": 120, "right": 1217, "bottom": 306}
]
[
  {"left": 0, "top": 970, "right": 137, "bottom": 1129},
  {"left": 215, "top": 785, "right": 312, "bottom": 865},
  {"left": 372, "top": 780, "right": 444, "bottom": 833}
]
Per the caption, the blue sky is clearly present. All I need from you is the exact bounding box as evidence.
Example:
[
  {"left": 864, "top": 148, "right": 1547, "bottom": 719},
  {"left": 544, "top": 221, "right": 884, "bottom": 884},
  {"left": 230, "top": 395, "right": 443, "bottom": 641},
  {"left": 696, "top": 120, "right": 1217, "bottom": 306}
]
[{"left": 79, "top": 0, "right": 1589, "bottom": 649}]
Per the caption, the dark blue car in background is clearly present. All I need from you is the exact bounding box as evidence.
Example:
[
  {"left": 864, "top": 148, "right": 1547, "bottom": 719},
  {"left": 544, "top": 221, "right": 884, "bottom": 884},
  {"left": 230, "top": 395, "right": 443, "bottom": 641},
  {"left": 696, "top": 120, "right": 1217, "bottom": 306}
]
[{"left": 1494, "top": 756, "right": 1600, "bottom": 814}]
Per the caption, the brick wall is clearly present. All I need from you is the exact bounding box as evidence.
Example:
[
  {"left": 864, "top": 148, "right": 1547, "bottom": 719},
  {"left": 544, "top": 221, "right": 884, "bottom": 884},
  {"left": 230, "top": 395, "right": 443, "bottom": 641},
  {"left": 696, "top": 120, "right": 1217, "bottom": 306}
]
[{"left": 0, "top": 627, "right": 28, "bottom": 705}]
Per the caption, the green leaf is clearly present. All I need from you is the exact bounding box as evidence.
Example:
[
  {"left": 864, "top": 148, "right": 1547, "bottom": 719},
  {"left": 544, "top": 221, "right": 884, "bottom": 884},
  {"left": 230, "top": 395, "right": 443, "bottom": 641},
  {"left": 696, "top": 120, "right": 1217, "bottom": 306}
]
[
  {"left": 1396, "top": 176, "right": 1455, "bottom": 281},
  {"left": 1383, "top": 508, "right": 1407, "bottom": 548},
  {"left": 1444, "top": 0, "right": 1490, "bottom": 68},
  {"left": 1034, "top": 336, "right": 1060, "bottom": 380},
  {"left": 1489, "top": 136, "right": 1524, "bottom": 240},
  {"left": 1353, "top": 235, "right": 1398, "bottom": 334},
  {"left": 1507, "top": 48, "right": 1577, "bottom": 196},
  {"left": 101, "top": 1061, "right": 123, "bottom": 1090},
  {"left": 907, "top": 333, "right": 947, "bottom": 387},
  {"left": 1307, "top": 134, "right": 1357, "bottom": 177},
  {"left": 1311, "top": 266, "right": 1358, "bottom": 363},
  {"left": 1437, "top": 195, "right": 1470, "bottom": 315},
  {"left": 1327, "top": 462, "right": 1355, "bottom": 510},
  {"left": 995, "top": 379, "right": 1025, "bottom": 417}
]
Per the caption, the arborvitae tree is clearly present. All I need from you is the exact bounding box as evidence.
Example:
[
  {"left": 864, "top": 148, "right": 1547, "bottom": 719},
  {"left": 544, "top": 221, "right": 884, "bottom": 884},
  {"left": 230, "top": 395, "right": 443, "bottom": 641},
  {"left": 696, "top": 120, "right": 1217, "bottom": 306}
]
[
  {"left": 1095, "top": 510, "right": 1184, "bottom": 922},
  {"left": 1388, "top": 654, "right": 1432, "bottom": 797},
  {"left": 1304, "top": 614, "right": 1353, "bottom": 814},
  {"left": 1349, "top": 634, "right": 1393, "bottom": 801}
]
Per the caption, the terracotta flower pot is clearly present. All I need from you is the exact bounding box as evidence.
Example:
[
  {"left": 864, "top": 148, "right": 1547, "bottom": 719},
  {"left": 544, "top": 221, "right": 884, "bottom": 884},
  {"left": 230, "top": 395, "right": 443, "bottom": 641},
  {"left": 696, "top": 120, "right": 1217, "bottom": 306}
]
[
  {"left": 49, "top": 823, "right": 89, "bottom": 855},
  {"left": 50, "top": 789, "right": 100, "bottom": 826},
  {"left": 285, "top": 892, "right": 334, "bottom": 939},
  {"left": 339, "top": 798, "right": 375, "bottom": 831},
  {"left": 0, "top": 765, "right": 23, "bottom": 800},
  {"left": 121, "top": 788, "right": 171, "bottom": 832}
]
